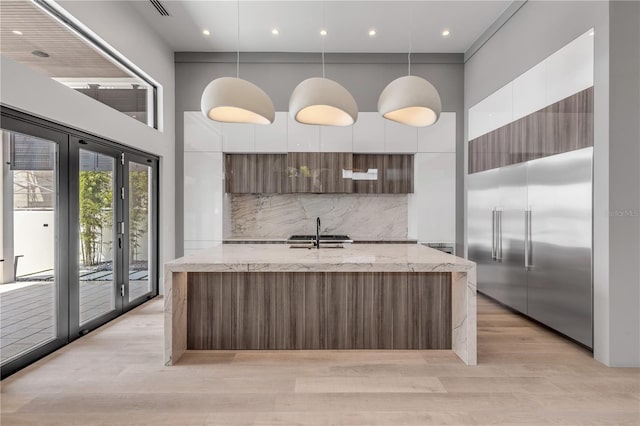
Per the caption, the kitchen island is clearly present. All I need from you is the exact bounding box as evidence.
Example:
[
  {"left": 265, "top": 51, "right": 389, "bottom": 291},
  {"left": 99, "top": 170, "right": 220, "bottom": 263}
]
[{"left": 164, "top": 244, "right": 477, "bottom": 365}]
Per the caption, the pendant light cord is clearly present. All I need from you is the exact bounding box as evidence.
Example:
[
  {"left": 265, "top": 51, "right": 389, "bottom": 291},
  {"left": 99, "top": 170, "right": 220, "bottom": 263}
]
[
  {"left": 236, "top": 0, "right": 240, "bottom": 78},
  {"left": 321, "top": 0, "right": 326, "bottom": 78},
  {"left": 408, "top": 3, "right": 412, "bottom": 76}
]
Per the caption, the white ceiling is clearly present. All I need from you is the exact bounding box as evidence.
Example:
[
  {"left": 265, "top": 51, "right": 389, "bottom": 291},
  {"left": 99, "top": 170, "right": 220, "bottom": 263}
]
[{"left": 130, "top": 0, "right": 513, "bottom": 53}]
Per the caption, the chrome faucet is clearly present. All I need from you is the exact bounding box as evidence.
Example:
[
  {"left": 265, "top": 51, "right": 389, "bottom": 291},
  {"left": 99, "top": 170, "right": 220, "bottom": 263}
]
[{"left": 315, "top": 217, "right": 321, "bottom": 249}]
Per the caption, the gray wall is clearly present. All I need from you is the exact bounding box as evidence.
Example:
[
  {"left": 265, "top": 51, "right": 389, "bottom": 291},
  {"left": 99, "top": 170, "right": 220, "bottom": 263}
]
[
  {"left": 175, "top": 53, "right": 465, "bottom": 256},
  {"left": 607, "top": 0, "right": 640, "bottom": 368},
  {"left": 464, "top": 0, "right": 640, "bottom": 366}
]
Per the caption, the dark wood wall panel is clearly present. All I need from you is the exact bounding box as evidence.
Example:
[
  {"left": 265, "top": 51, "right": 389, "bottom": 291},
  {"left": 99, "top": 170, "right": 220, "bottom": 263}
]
[
  {"left": 187, "top": 272, "right": 451, "bottom": 350},
  {"left": 469, "top": 87, "right": 594, "bottom": 174}
]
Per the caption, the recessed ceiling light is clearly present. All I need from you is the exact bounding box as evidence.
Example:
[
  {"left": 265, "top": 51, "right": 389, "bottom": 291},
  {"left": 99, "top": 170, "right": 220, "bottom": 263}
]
[
  {"left": 369, "top": 29, "right": 376, "bottom": 36},
  {"left": 12, "top": 30, "right": 23, "bottom": 35},
  {"left": 442, "top": 29, "right": 450, "bottom": 37},
  {"left": 320, "top": 29, "right": 327, "bottom": 36},
  {"left": 589, "top": 30, "right": 595, "bottom": 36},
  {"left": 272, "top": 28, "right": 279, "bottom": 35},
  {"left": 202, "top": 29, "right": 210, "bottom": 36}
]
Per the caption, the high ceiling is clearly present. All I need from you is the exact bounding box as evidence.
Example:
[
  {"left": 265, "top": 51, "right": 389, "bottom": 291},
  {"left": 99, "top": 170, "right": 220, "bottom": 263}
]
[{"left": 130, "top": 0, "right": 513, "bottom": 53}]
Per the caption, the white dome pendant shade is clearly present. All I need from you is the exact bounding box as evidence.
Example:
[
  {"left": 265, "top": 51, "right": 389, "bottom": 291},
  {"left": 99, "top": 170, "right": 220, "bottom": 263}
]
[
  {"left": 378, "top": 75, "right": 442, "bottom": 127},
  {"left": 201, "top": 77, "right": 275, "bottom": 125},
  {"left": 289, "top": 77, "right": 358, "bottom": 126}
]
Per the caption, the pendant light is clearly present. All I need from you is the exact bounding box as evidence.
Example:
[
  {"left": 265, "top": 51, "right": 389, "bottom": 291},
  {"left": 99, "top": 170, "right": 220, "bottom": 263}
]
[
  {"left": 201, "top": 1, "right": 274, "bottom": 125},
  {"left": 378, "top": 36, "right": 441, "bottom": 127},
  {"left": 289, "top": 2, "right": 358, "bottom": 126}
]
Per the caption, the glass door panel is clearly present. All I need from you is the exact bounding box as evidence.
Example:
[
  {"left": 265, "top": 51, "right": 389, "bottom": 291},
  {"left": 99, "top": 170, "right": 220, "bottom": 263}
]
[
  {"left": 78, "top": 149, "right": 117, "bottom": 325},
  {"left": 0, "top": 129, "right": 59, "bottom": 365},
  {"left": 127, "top": 161, "right": 152, "bottom": 301}
]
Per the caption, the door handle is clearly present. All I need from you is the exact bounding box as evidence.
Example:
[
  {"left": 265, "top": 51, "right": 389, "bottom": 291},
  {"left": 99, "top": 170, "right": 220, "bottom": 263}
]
[{"left": 524, "top": 209, "right": 533, "bottom": 270}]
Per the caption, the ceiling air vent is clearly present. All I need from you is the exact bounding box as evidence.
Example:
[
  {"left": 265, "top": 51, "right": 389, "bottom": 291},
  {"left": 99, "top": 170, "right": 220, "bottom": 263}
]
[{"left": 149, "top": 0, "right": 170, "bottom": 16}]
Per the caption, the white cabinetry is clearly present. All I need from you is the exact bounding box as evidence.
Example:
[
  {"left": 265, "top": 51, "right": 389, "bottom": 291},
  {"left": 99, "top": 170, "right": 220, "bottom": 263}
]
[
  {"left": 545, "top": 30, "right": 594, "bottom": 106},
  {"left": 184, "top": 112, "right": 222, "bottom": 152},
  {"left": 418, "top": 112, "right": 456, "bottom": 153},
  {"left": 320, "top": 125, "right": 353, "bottom": 152},
  {"left": 222, "top": 123, "right": 254, "bottom": 152},
  {"left": 183, "top": 151, "right": 224, "bottom": 243},
  {"left": 512, "top": 61, "right": 547, "bottom": 121},
  {"left": 411, "top": 153, "right": 456, "bottom": 243},
  {"left": 469, "top": 29, "right": 594, "bottom": 140},
  {"left": 353, "top": 112, "right": 385, "bottom": 153},
  {"left": 468, "top": 83, "right": 513, "bottom": 140},
  {"left": 287, "top": 117, "right": 320, "bottom": 151},
  {"left": 384, "top": 120, "right": 417, "bottom": 153},
  {"left": 254, "top": 111, "right": 287, "bottom": 153}
]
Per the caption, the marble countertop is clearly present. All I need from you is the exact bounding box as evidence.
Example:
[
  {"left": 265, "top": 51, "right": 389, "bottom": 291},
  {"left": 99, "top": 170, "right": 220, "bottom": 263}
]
[{"left": 165, "top": 244, "right": 474, "bottom": 273}]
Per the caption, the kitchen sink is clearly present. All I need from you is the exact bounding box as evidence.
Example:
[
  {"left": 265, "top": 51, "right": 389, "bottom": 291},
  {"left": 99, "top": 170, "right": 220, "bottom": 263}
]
[{"left": 287, "top": 234, "right": 353, "bottom": 248}]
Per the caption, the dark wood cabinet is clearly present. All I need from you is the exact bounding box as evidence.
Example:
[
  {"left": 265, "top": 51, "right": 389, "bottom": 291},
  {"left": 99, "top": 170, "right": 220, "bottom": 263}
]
[
  {"left": 511, "top": 110, "right": 547, "bottom": 162},
  {"left": 352, "top": 154, "right": 414, "bottom": 194},
  {"left": 187, "top": 271, "right": 451, "bottom": 350},
  {"left": 469, "top": 87, "right": 593, "bottom": 174},
  {"left": 225, "top": 152, "right": 413, "bottom": 194},
  {"left": 224, "top": 154, "right": 288, "bottom": 194},
  {"left": 319, "top": 152, "right": 353, "bottom": 193},
  {"left": 545, "top": 86, "right": 593, "bottom": 155},
  {"left": 352, "top": 154, "right": 384, "bottom": 193},
  {"left": 287, "top": 152, "right": 353, "bottom": 193}
]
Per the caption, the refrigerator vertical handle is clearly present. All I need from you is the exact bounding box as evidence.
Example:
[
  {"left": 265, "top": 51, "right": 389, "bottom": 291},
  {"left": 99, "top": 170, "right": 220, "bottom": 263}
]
[
  {"left": 525, "top": 210, "right": 532, "bottom": 269},
  {"left": 497, "top": 209, "right": 503, "bottom": 261},
  {"left": 491, "top": 208, "right": 496, "bottom": 260}
]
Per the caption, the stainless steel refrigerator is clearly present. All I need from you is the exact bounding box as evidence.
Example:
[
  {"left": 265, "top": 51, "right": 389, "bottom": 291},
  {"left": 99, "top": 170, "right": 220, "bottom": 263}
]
[{"left": 468, "top": 147, "right": 593, "bottom": 348}]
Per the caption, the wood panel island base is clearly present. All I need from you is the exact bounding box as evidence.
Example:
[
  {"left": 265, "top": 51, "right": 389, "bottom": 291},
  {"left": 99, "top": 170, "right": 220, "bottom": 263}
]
[{"left": 164, "top": 244, "right": 477, "bottom": 365}]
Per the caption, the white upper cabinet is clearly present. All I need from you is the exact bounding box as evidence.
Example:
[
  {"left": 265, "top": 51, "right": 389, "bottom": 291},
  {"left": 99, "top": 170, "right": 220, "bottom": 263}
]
[
  {"left": 468, "top": 83, "right": 513, "bottom": 140},
  {"left": 183, "top": 151, "right": 224, "bottom": 241},
  {"left": 469, "top": 30, "right": 594, "bottom": 140},
  {"left": 287, "top": 116, "right": 320, "bottom": 152},
  {"left": 417, "top": 112, "right": 456, "bottom": 153},
  {"left": 512, "top": 61, "right": 547, "bottom": 121},
  {"left": 222, "top": 123, "right": 255, "bottom": 152},
  {"left": 384, "top": 120, "right": 418, "bottom": 153},
  {"left": 184, "top": 111, "right": 222, "bottom": 152},
  {"left": 545, "top": 29, "right": 594, "bottom": 106},
  {"left": 413, "top": 153, "right": 456, "bottom": 243},
  {"left": 320, "top": 125, "right": 353, "bottom": 152},
  {"left": 353, "top": 112, "right": 385, "bottom": 153},
  {"left": 254, "top": 112, "right": 287, "bottom": 153}
]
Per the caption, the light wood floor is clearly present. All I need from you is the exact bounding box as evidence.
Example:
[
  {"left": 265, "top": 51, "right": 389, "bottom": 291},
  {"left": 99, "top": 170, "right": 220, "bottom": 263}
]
[{"left": 1, "top": 295, "right": 638, "bottom": 425}]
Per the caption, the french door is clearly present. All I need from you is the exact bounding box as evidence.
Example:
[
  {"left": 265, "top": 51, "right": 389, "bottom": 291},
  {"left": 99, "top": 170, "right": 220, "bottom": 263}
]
[
  {"left": 69, "top": 138, "right": 158, "bottom": 335},
  {"left": 1, "top": 108, "right": 158, "bottom": 378}
]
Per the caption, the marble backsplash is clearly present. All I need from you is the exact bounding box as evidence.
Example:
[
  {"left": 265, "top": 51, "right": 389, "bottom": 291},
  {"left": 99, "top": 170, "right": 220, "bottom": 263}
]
[{"left": 228, "top": 194, "right": 408, "bottom": 240}]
